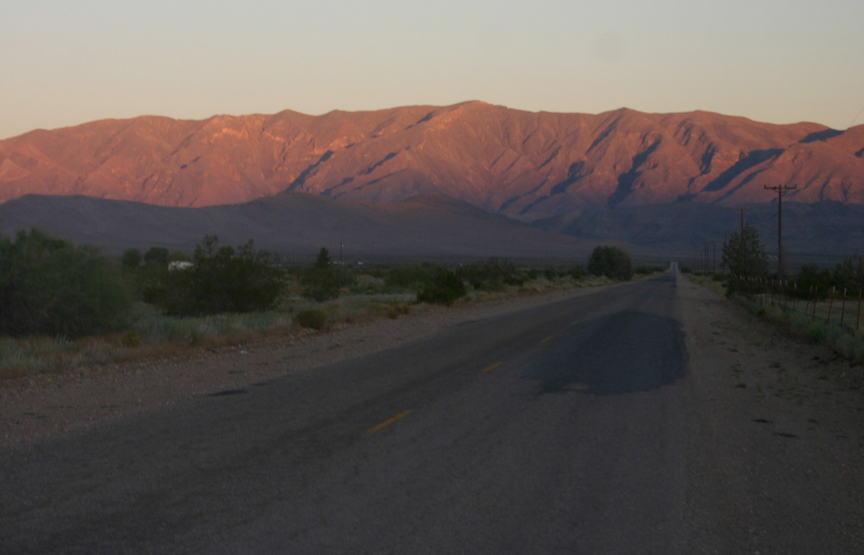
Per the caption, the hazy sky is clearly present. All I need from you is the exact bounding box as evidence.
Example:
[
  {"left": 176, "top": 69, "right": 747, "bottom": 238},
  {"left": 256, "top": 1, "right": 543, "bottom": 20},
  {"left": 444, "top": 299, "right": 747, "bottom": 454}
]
[{"left": 2, "top": 0, "right": 863, "bottom": 139}]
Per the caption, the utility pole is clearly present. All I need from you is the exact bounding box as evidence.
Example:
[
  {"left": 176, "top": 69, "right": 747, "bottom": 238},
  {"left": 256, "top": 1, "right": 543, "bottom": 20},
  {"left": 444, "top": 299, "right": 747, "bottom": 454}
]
[
  {"left": 738, "top": 207, "right": 751, "bottom": 234},
  {"left": 764, "top": 185, "right": 797, "bottom": 276},
  {"left": 708, "top": 240, "right": 719, "bottom": 274}
]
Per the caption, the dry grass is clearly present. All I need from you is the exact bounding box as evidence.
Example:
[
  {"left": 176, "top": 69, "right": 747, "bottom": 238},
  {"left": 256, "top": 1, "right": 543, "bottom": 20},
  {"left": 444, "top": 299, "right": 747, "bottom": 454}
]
[{"left": 734, "top": 293, "right": 864, "bottom": 366}]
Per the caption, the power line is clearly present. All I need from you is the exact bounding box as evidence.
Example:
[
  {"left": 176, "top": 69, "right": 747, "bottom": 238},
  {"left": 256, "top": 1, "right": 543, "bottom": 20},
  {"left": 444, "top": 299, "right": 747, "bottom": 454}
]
[
  {"left": 848, "top": 104, "right": 864, "bottom": 129},
  {"left": 764, "top": 184, "right": 797, "bottom": 277}
]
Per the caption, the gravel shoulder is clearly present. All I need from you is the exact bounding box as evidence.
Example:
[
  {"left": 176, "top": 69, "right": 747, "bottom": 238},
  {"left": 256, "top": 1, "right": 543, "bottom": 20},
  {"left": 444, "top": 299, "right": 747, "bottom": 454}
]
[
  {"left": 679, "top": 273, "right": 864, "bottom": 553},
  {"left": 0, "top": 286, "right": 618, "bottom": 449}
]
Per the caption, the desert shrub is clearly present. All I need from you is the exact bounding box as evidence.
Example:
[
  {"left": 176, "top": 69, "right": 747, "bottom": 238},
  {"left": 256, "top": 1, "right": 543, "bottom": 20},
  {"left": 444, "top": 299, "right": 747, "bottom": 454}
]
[
  {"left": 387, "top": 302, "right": 411, "bottom": 319},
  {"left": 635, "top": 265, "right": 665, "bottom": 276},
  {"left": 294, "top": 309, "right": 328, "bottom": 330},
  {"left": 148, "top": 235, "right": 284, "bottom": 316},
  {"left": 302, "top": 267, "right": 339, "bottom": 301},
  {"left": 384, "top": 263, "right": 439, "bottom": 290},
  {"left": 588, "top": 246, "right": 633, "bottom": 281},
  {"left": 121, "top": 330, "right": 142, "bottom": 347},
  {"left": 417, "top": 268, "right": 467, "bottom": 305},
  {"left": 301, "top": 248, "right": 344, "bottom": 302},
  {"left": 0, "top": 229, "right": 132, "bottom": 337},
  {"left": 144, "top": 247, "right": 170, "bottom": 266},
  {"left": 459, "top": 258, "right": 524, "bottom": 291},
  {"left": 121, "top": 248, "right": 142, "bottom": 269},
  {"left": 169, "top": 250, "right": 191, "bottom": 262},
  {"left": 568, "top": 265, "right": 587, "bottom": 280}
]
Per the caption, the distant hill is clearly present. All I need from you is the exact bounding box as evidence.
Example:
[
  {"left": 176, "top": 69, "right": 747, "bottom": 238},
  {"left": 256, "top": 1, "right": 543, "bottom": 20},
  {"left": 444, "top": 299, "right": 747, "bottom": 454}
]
[
  {"left": 0, "top": 193, "right": 643, "bottom": 264},
  {"left": 1, "top": 102, "right": 862, "bottom": 224}
]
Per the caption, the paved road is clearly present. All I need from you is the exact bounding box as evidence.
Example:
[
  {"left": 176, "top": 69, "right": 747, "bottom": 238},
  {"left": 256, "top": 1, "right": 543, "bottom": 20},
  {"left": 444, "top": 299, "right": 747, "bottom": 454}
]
[{"left": 1, "top": 271, "right": 695, "bottom": 554}]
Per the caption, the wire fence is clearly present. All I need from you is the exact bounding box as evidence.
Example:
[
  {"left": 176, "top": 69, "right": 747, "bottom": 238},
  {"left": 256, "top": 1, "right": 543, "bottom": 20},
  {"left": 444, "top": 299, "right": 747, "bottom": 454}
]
[{"left": 732, "top": 276, "right": 864, "bottom": 338}]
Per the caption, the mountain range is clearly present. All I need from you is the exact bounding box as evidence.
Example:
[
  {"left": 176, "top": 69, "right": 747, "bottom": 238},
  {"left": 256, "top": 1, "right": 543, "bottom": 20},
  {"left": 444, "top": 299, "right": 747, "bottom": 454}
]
[{"left": 1, "top": 102, "right": 862, "bottom": 262}]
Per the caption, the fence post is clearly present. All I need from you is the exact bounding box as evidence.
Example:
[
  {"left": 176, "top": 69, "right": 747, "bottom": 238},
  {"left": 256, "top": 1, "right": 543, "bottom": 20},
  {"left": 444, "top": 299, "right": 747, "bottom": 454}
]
[
  {"left": 813, "top": 287, "right": 819, "bottom": 320},
  {"left": 857, "top": 290, "right": 862, "bottom": 335},
  {"left": 792, "top": 281, "right": 797, "bottom": 313},
  {"left": 840, "top": 288, "right": 847, "bottom": 329}
]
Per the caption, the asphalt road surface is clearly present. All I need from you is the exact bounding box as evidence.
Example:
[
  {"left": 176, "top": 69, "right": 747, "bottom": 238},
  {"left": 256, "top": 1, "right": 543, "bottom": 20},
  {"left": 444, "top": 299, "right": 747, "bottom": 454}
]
[{"left": 2, "top": 271, "right": 699, "bottom": 554}]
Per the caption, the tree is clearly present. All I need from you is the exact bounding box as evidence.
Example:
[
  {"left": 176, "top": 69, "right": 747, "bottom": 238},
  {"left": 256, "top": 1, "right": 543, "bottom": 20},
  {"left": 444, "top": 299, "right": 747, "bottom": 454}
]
[
  {"left": 722, "top": 225, "right": 769, "bottom": 279},
  {"left": 832, "top": 254, "right": 864, "bottom": 293},
  {"left": 588, "top": 246, "right": 633, "bottom": 281},
  {"left": 121, "top": 248, "right": 142, "bottom": 269},
  {"left": 146, "top": 235, "right": 284, "bottom": 315},
  {"left": 303, "top": 247, "right": 339, "bottom": 302},
  {"left": 143, "top": 246, "right": 170, "bottom": 266},
  {"left": 314, "top": 247, "right": 332, "bottom": 269},
  {"left": 168, "top": 249, "right": 191, "bottom": 262},
  {"left": 0, "top": 229, "right": 131, "bottom": 337}
]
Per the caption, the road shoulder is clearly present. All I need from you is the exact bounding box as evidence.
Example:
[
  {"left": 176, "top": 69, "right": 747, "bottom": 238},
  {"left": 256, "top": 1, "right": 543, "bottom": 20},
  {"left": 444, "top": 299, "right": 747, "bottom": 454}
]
[{"left": 678, "top": 273, "right": 864, "bottom": 553}]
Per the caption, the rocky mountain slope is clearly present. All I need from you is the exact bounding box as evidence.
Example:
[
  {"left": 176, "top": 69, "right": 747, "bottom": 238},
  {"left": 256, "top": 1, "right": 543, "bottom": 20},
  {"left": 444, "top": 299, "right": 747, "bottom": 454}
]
[{"left": 2, "top": 103, "right": 862, "bottom": 222}]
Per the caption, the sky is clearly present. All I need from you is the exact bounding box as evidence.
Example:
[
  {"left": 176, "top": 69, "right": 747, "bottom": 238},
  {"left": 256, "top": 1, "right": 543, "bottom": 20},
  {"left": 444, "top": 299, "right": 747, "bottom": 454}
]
[{"left": 2, "top": 0, "right": 863, "bottom": 139}]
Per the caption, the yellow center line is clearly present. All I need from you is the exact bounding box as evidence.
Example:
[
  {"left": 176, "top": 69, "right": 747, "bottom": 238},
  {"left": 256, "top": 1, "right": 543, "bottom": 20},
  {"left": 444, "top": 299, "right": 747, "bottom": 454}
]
[
  {"left": 482, "top": 361, "right": 503, "bottom": 373},
  {"left": 541, "top": 336, "right": 553, "bottom": 343},
  {"left": 365, "top": 410, "right": 412, "bottom": 435}
]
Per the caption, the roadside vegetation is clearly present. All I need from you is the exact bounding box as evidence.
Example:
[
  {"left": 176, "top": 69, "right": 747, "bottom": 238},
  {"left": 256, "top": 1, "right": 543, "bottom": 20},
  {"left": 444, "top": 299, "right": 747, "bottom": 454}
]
[
  {"left": 687, "top": 225, "right": 864, "bottom": 366},
  {"left": 0, "top": 231, "right": 659, "bottom": 381}
]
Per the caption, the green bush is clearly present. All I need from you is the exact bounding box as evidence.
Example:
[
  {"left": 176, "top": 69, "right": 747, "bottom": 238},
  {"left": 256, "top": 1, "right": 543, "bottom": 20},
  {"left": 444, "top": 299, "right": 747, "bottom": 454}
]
[
  {"left": 385, "top": 263, "right": 439, "bottom": 290},
  {"left": 459, "top": 258, "right": 524, "bottom": 291},
  {"left": 302, "top": 249, "right": 340, "bottom": 302},
  {"left": 144, "top": 247, "right": 170, "bottom": 266},
  {"left": 588, "top": 246, "right": 633, "bottom": 281},
  {"left": 148, "top": 235, "right": 284, "bottom": 316},
  {"left": 302, "top": 267, "right": 339, "bottom": 302},
  {"left": 294, "top": 309, "right": 328, "bottom": 330},
  {"left": 417, "top": 268, "right": 467, "bottom": 305},
  {"left": 121, "top": 248, "right": 142, "bottom": 269},
  {"left": 0, "top": 229, "right": 132, "bottom": 337},
  {"left": 568, "top": 265, "right": 587, "bottom": 280}
]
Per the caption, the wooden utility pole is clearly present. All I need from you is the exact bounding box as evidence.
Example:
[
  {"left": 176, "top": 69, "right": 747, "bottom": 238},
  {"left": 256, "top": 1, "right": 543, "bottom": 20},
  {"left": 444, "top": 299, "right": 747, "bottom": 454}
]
[
  {"left": 709, "top": 240, "right": 719, "bottom": 273},
  {"left": 764, "top": 185, "right": 797, "bottom": 276}
]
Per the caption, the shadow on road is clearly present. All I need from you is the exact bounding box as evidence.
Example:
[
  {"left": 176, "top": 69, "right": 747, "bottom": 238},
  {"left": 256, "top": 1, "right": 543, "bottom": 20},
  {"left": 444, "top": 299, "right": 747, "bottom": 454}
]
[{"left": 522, "top": 310, "right": 687, "bottom": 396}]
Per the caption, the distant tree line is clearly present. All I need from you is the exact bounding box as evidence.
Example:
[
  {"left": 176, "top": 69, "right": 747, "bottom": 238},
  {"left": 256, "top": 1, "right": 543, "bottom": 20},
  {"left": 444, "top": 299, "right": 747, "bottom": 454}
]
[
  {"left": 714, "top": 224, "right": 864, "bottom": 299},
  {"left": 0, "top": 228, "right": 648, "bottom": 340}
]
